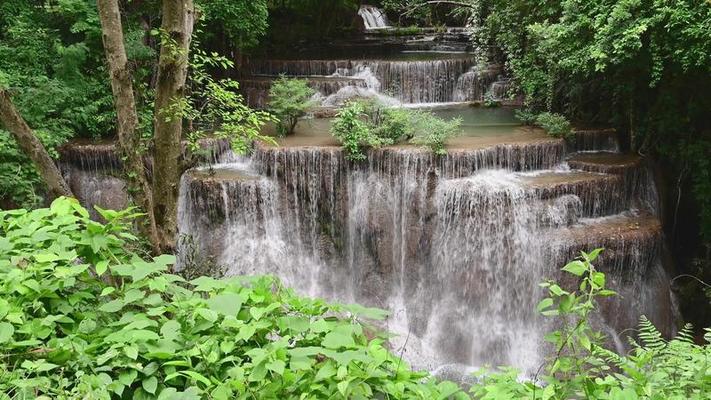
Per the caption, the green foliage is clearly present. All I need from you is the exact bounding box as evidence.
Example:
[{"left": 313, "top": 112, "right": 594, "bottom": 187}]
[
  {"left": 2, "top": 201, "right": 710, "bottom": 399},
  {"left": 408, "top": 112, "right": 462, "bottom": 155},
  {"left": 267, "top": 76, "right": 316, "bottom": 137},
  {"left": 463, "top": 0, "right": 711, "bottom": 244},
  {"left": 184, "top": 49, "right": 276, "bottom": 158},
  {"left": 0, "top": 0, "right": 123, "bottom": 207},
  {"left": 514, "top": 108, "right": 538, "bottom": 125},
  {"left": 331, "top": 100, "right": 461, "bottom": 159},
  {"left": 197, "top": 0, "right": 269, "bottom": 49},
  {"left": 534, "top": 112, "right": 573, "bottom": 140},
  {"left": 330, "top": 101, "right": 386, "bottom": 161},
  {"left": 0, "top": 197, "right": 467, "bottom": 399},
  {"left": 0, "top": 127, "right": 71, "bottom": 209},
  {"left": 367, "top": 26, "right": 424, "bottom": 36}
]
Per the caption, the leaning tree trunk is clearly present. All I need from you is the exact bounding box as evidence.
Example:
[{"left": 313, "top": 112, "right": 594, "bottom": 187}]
[
  {"left": 97, "top": 0, "right": 160, "bottom": 252},
  {"left": 0, "top": 89, "right": 73, "bottom": 200},
  {"left": 153, "top": 0, "right": 195, "bottom": 252}
]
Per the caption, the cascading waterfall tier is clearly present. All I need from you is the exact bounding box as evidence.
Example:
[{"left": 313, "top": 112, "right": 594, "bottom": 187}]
[
  {"left": 176, "top": 133, "right": 675, "bottom": 375},
  {"left": 358, "top": 5, "right": 390, "bottom": 30},
  {"left": 243, "top": 57, "right": 508, "bottom": 105}
]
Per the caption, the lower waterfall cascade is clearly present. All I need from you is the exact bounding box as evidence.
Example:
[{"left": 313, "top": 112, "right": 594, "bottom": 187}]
[
  {"left": 58, "top": 122, "right": 677, "bottom": 376},
  {"left": 169, "top": 128, "right": 676, "bottom": 376}
]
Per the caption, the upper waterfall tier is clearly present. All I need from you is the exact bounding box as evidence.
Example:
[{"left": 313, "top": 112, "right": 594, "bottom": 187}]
[
  {"left": 359, "top": 5, "right": 390, "bottom": 30},
  {"left": 242, "top": 56, "right": 506, "bottom": 105}
]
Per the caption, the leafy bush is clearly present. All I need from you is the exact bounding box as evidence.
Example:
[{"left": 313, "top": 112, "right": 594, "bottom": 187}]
[
  {"left": 332, "top": 100, "right": 461, "bottom": 159},
  {"left": 183, "top": 49, "right": 276, "bottom": 159},
  {"left": 330, "top": 101, "right": 387, "bottom": 161},
  {"left": 409, "top": 112, "right": 462, "bottom": 155},
  {"left": 268, "top": 76, "right": 315, "bottom": 136},
  {"left": 534, "top": 112, "right": 572, "bottom": 140},
  {"left": 2, "top": 199, "right": 711, "bottom": 399},
  {"left": 472, "top": 249, "right": 711, "bottom": 399},
  {"left": 0, "top": 198, "right": 466, "bottom": 399},
  {"left": 514, "top": 108, "right": 538, "bottom": 125}
]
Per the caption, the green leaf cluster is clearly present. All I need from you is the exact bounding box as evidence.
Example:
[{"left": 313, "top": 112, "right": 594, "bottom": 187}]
[
  {"left": 331, "top": 100, "right": 461, "bottom": 160},
  {"left": 0, "top": 197, "right": 467, "bottom": 399},
  {"left": 267, "top": 76, "right": 316, "bottom": 137}
]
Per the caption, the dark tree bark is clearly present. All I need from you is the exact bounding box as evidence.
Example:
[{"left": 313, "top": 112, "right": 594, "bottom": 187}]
[
  {"left": 0, "top": 89, "right": 73, "bottom": 200},
  {"left": 97, "top": 0, "right": 160, "bottom": 252},
  {"left": 153, "top": 0, "right": 195, "bottom": 252}
]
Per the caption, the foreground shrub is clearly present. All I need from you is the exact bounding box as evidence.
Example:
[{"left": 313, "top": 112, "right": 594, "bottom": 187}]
[
  {"left": 2, "top": 199, "right": 710, "bottom": 399},
  {"left": 268, "top": 76, "right": 315, "bottom": 136},
  {"left": 0, "top": 198, "right": 466, "bottom": 399}
]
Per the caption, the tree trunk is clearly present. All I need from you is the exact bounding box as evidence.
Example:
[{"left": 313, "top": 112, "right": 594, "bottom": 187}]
[
  {"left": 97, "top": 0, "right": 160, "bottom": 252},
  {"left": 0, "top": 89, "right": 73, "bottom": 201},
  {"left": 153, "top": 0, "right": 195, "bottom": 252}
]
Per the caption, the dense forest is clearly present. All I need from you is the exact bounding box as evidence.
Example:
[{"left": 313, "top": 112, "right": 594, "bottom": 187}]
[{"left": 1, "top": 0, "right": 710, "bottom": 398}]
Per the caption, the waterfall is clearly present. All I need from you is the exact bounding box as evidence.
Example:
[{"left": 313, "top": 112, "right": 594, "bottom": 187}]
[
  {"left": 176, "top": 142, "right": 675, "bottom": 374},
  {"left": 245, "top": 57, "right": 495, "bottom": 105},
  {"left": 359, "top": 6, "right": 390, "bottom": 30}
]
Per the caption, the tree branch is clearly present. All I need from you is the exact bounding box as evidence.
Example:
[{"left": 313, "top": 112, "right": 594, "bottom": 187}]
[{"left": 0, "top": 89, "right": 73, "bottom": 200}]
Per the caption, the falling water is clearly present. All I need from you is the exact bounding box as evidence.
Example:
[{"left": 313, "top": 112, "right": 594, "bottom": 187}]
[
  {"left": 245, "top": 57, "right": 497, "bottom": 105},
  {"left": 359, "top": 6, "right": 390, "bottom": 30},
  {"left": 176, "top": 141, "right": 675, "bottom": 374}
]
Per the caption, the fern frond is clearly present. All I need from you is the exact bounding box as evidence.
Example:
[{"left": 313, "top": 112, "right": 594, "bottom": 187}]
[
  {"left": 675, "top": 323, "right": 695, "bottom": 344},
  {"left": 637, "top": 315, "right": 665, "bottom": 351}
]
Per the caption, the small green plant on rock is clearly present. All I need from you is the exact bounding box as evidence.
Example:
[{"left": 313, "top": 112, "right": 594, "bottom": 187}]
[
  {"left": 409, "top": 112, "right": 461, "bottom": 155},
  {"left": 332, "top": 100, "right": 461, "bottom": 159},
  {"left": 331, "top": 101, "right": 388, "bottom": 161},
  {"left": 534, "top": 112, "right": 573, "bottom": 140},
  {"left": 268, "top": 76, "right": 316, "bottom": 136}
]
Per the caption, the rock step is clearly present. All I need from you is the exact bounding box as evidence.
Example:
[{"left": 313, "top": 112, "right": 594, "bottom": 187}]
[
  {"left": 570, "top": 128, "right": 619, "bottom": 153},
  {"left": 546, "top": 212, "right": 662, "bottom": 272},
  {"left": 256, "top": 134, "right": 566, "bottom": 179},
  {"left": 567, "top": 153, "right": 642, "bottom": 174},
  {"left": 520, "top": 171, "right": 626, "bottom": 217},
  {"left": 567, "top": 152, "right": 659, "bottom": 214},
  {"left": 59, "top": 137, "right": 232, "bottom": 171}
]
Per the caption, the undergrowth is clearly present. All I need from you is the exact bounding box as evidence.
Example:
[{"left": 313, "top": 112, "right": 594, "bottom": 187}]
[{"left": 1, "top": 199, "right": 710, "bottom": 399}]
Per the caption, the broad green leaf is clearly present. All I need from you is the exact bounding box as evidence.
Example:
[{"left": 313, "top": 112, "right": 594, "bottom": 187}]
[
  {"left": 266, "top": 359, "right": 286, "bottom": 375},
  {"left": 562, "top": 260, "right": 587, "bottom": 277},
  {"left": 99, "top": 299, "right": 124, "bottom": 313},
  {"left": 0, "top": 322, "right": 14, "bottom": 343},
  {"left": 161, "top": 320, "right": 181, "bottom": 340},
  {"left": 142, "top": 376, "right": 158, "bottom": 394},
  {"left": 96, "top": 260, "right": 109, "bottom": 276},
  {"left": 322, "top": 331, "right": 356, "bottom": 349},
  {"left": 206, "top": 293, "right": 243, "bottom": 317},
  {"left": 537, "top": 298, "right": 553, "bottom": 312}
]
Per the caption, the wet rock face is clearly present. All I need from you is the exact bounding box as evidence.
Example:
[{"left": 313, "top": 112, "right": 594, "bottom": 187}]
[
  {"left": 58, "top": 138, "right": 234, "bottom": 221},
  {"left": 178, "top": 137, "right": 675, "bottom": 374}
]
